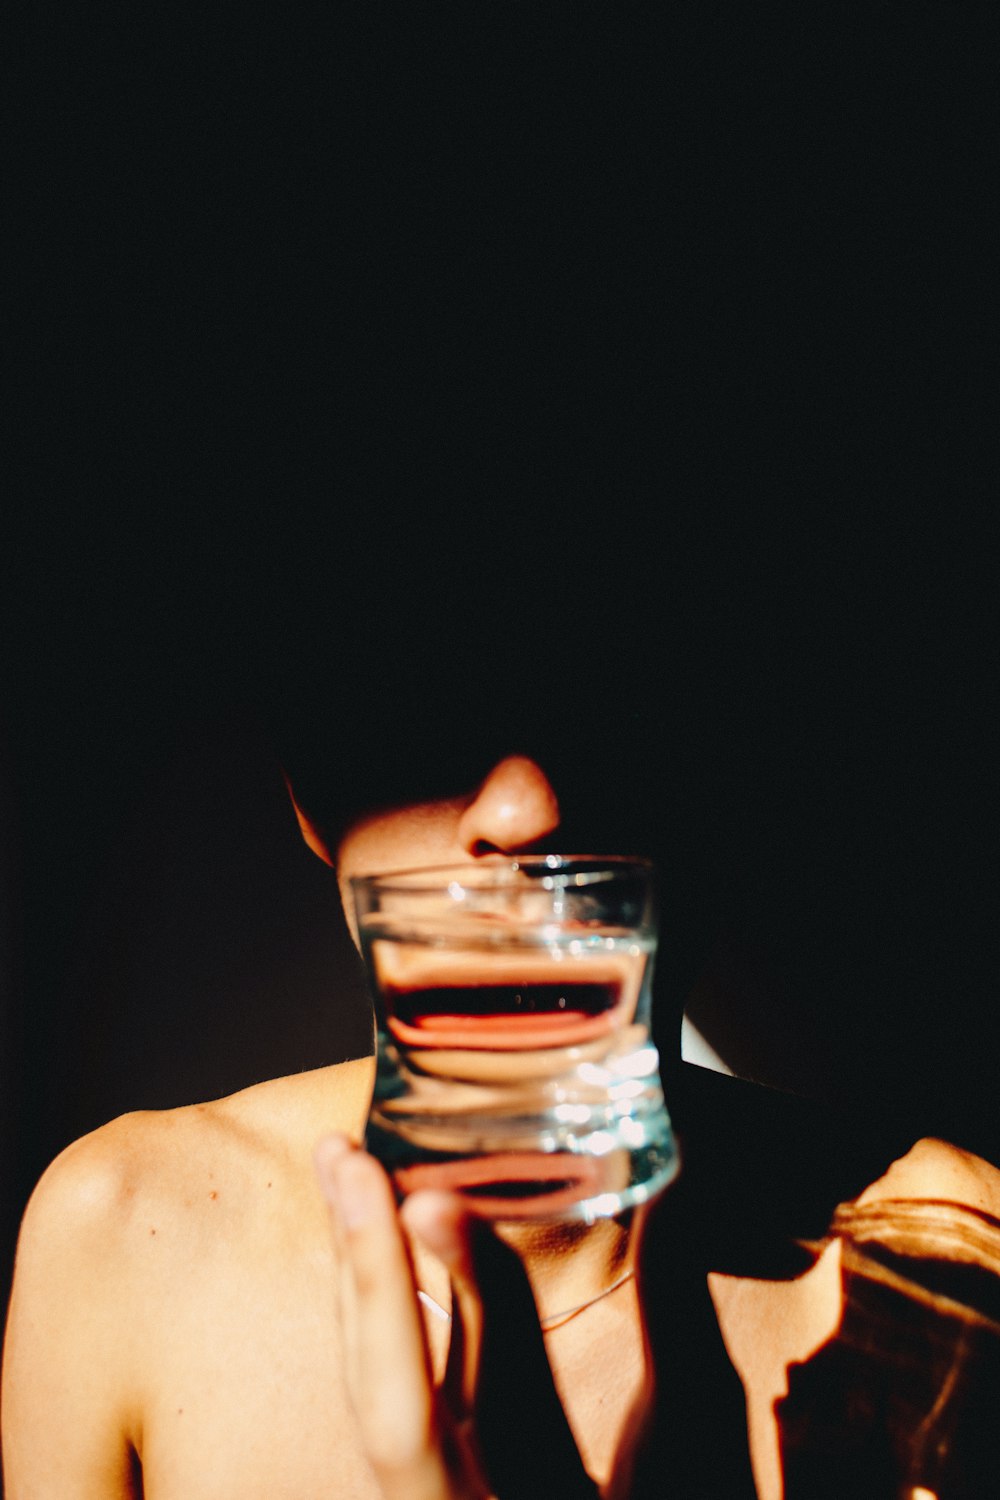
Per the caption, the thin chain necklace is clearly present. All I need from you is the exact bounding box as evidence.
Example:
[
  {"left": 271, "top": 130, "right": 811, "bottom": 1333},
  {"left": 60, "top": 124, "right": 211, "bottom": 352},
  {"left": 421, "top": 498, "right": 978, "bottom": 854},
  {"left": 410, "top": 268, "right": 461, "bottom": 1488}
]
[{"left": 417, "top": 1267, "right": 636, "bottom": 1331}]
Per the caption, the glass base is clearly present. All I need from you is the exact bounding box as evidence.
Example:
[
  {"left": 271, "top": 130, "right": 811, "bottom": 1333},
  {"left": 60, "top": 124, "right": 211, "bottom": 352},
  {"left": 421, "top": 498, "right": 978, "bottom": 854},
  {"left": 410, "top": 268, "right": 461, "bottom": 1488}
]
[{"left": 366, "top": 1078, "right": 679, "bottom": 1225}]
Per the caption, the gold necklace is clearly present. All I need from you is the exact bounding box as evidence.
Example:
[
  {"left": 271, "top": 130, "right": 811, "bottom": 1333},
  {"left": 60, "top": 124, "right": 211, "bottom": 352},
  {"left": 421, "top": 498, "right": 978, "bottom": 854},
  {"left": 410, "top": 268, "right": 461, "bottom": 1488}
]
[{"left": 417, "top": 1267, "right": 636, "bottom": 1331}]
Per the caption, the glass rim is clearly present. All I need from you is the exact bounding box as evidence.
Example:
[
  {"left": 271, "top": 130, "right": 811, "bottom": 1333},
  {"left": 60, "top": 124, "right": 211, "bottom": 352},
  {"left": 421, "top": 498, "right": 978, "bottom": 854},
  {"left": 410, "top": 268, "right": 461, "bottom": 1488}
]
[{"left": 349, "top": 854, "right": 653, "bottom": 896}]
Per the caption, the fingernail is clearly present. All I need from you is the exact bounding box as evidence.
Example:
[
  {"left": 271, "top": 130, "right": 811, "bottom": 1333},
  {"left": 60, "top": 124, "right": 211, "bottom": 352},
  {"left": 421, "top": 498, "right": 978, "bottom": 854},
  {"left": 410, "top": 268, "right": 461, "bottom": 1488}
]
[
  {"left": 314, "top": 1133, "right": 351, "bottom": 1182},
  {"left": 314, "top": 1134, "right": 353, "bottom": 1211},
  {"left": 404, "top": 1191, "right": 467, "bottom": 1270},
  {"left": 326, "top": 1153, "right": 381, "bottom": 1230},
  {"left": 316, "top": 1131, "right": 351, "bottom": 1157}
]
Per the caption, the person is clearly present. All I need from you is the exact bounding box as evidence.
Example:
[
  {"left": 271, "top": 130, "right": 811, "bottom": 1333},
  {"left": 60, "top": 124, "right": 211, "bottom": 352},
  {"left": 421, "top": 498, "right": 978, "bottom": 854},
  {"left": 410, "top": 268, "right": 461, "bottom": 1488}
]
[
  {"left": 5, "top": 746, "right": 1000, "bottom": 1500},
  {"left": 4, "top": 0, "right": 996, "bottom": 1486}
]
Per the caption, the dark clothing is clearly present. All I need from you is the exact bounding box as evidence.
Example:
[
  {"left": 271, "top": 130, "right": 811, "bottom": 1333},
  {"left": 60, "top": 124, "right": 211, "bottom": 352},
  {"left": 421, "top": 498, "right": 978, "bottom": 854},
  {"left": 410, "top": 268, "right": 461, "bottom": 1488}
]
[{"left": 636, "top": 1064, "right": 913, "bottom": 1496}]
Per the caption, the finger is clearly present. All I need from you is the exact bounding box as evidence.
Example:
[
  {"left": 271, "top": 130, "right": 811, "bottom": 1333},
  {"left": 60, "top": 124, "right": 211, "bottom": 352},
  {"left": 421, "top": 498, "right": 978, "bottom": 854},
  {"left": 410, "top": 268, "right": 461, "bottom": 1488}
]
[
  {"left": 314, "top": 1140, "right": 455, "bottom": 1500},
  {"left": 404, "top": 1194, "right": 597, "bottom": 1500}
]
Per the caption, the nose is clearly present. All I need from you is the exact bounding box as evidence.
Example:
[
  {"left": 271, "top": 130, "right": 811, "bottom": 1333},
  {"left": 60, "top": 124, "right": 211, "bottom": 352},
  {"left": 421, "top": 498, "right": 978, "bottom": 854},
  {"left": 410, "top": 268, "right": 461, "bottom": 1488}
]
[{"left": 456, "top": 755, "right": 561, "bottom": 855}]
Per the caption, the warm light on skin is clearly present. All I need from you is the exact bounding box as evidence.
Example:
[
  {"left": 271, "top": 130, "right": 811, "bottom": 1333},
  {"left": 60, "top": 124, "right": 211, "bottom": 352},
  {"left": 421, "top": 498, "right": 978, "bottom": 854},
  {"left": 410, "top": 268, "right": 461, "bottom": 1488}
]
[
  {"left": 285, "top": 775, "right": 336, "bottom": 864},
  {"left": 308, "top": 751, "right": 643, "bottom": 1452},
  {"left": 287, "top": 755, "right": 562, "bottom": 945},
  {"left": 454, "top": 753, "right": 560, "bottom": 854},
  {"left": 709, "top": 1239, "right": 845, "bottom": 1500}
]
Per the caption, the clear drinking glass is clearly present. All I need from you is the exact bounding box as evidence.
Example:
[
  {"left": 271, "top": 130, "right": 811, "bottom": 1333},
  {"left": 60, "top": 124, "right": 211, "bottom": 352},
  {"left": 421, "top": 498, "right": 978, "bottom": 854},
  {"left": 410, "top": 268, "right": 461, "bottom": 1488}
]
[{"left": 351, "top": 856, "right": 679, "bottom": 1324}]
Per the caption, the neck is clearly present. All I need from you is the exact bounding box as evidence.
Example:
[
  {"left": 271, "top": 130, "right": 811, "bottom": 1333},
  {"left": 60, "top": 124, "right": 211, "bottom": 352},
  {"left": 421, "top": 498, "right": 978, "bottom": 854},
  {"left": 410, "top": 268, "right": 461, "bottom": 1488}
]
[{"left": 487, "top": 1210, "right": 638, "bottom": 1329}]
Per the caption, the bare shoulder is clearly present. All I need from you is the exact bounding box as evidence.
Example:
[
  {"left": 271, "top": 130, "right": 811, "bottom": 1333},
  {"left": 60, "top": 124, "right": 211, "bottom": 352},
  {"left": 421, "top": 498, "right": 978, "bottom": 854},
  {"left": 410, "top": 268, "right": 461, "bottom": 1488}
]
[
  {"left": 2, "top": 1059, "right": 373, "bottom": 1497},
  {"left": 854, "top": 1135, "right": 1000, "bottom": 1218},
  {"left": 709, "top": 1135, "right": 1000, "bottom": 1500},
  {"left": 2, "top": 1111, "right": 179, "bottom": 1495},
  {"left": 16, "top": 1055, "right": 374, "bottom": 1251}
]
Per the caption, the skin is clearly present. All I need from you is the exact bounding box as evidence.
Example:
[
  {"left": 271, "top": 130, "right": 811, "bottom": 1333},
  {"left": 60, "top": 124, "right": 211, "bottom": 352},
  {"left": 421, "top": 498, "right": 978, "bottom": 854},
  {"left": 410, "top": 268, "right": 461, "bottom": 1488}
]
[
  {"left": 709, "top": 1137, "right": 1000, "bottom": 1498},
  {"left": 4, "top": 753, "right": 1000, "bottom": 1498},
  {"left": 1, "top": 757, "right": 641, "bottom": 1498}
]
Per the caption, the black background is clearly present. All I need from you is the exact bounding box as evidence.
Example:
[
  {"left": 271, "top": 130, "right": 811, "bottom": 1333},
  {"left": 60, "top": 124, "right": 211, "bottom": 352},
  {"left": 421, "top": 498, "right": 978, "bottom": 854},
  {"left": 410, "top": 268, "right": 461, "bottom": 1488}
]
[{"left": 3, "top": 1, "right": 998, "bottom": 1316}]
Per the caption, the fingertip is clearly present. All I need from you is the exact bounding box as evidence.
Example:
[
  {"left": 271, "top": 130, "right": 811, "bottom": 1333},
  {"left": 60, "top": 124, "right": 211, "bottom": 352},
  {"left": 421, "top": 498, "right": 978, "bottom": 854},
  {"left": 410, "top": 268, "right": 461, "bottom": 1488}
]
[
  {"left": 313, "top": 1132, "right": 353, "bottom": 1195},
  {"left": 401, "top": 1190, "right": 470, "bottom": 1270}
]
